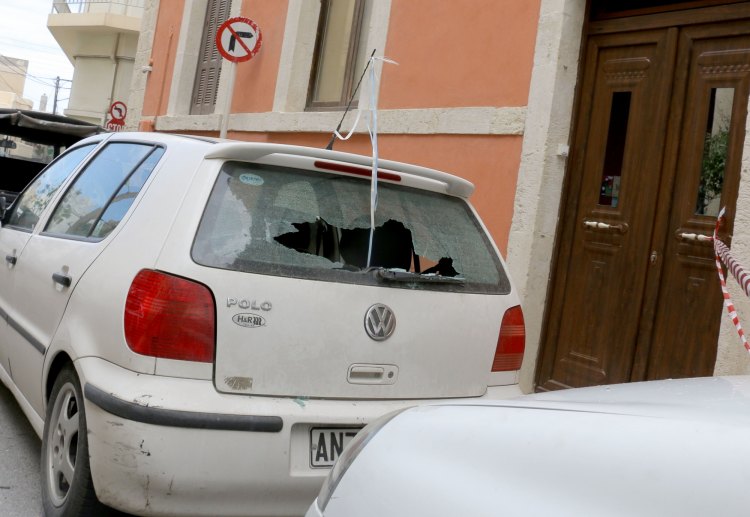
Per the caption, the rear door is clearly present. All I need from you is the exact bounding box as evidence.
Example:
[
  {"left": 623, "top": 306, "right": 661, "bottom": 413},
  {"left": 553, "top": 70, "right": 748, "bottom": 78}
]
[
  {"left": 0, "top": 144, "right": 97, "bottom": 385},
  {"left": 5, "top": 142, "right": 163, "bottom": 414}
]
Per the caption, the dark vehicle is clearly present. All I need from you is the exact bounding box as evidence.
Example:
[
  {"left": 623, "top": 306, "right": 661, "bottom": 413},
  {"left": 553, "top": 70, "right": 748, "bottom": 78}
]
[{"left": 0, "top": 109, "right": 104, "bottom": 206}]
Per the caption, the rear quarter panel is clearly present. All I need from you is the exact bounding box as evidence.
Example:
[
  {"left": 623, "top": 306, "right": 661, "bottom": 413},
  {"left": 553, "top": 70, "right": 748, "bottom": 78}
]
[{"left": 45, "top": 140, "right": 210, "bottom": 381}]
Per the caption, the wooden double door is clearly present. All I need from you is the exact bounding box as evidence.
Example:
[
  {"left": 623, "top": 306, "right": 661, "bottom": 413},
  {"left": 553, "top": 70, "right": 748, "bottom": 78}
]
[{"left": 537, "top": 5, "right": 750, "bottom": 390}]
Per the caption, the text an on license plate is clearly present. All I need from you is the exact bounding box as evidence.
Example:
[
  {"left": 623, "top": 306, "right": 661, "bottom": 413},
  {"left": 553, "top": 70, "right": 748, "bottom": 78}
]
[{"left": 310, "top": 427, "right": 361, "bottom": 468}]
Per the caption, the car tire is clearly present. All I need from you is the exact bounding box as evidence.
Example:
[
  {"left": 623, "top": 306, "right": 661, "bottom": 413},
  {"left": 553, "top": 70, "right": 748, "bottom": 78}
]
[{"left": 41, "top": 364, "right": 105, "bottom": 517}]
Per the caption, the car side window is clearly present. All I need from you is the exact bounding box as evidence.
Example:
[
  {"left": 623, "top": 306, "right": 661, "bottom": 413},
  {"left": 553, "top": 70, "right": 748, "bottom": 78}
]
[
  {"left": 6, "top": 144, "right": 97, "bottom": 231},
  {"left": 45, "top": 143, "right": 164, "bottom": 239}
]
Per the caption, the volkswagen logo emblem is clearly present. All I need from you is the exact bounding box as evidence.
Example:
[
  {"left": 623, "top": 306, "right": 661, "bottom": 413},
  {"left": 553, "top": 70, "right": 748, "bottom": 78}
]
[{"left": 364, "top": 304, "right": 396, "bottom": 341}]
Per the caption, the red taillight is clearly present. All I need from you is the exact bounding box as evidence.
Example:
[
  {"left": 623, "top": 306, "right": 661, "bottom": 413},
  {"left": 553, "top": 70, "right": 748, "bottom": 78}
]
[
  {"left": 491, "top": 305, "right": 525, "bottom": 372},
  {"left": 124, "top": 270, "right": 215, "bottom": 363}
]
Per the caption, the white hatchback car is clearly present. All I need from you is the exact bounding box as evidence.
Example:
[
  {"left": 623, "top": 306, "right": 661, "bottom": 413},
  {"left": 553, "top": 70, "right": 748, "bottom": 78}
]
[
  {"left": 307, "top": 375, "right": 750, "bottom": 517},
  {"left": 0, "top": 132, "right": 524, "bottom": 516}
]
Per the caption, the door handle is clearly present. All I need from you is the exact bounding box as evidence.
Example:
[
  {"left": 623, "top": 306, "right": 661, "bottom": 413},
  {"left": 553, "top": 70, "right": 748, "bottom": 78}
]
[
  {"left": 582, "top": 220, "right": 629, "bottom": 233},
  {"left": 52, "top": 273, "right": 72, "bottom": 288},
  {"left": 676, "top": 232, "right": 713, "bottom": 243},
  {"left": 5, "top": 255, "right": 16, "bottom": 266}
]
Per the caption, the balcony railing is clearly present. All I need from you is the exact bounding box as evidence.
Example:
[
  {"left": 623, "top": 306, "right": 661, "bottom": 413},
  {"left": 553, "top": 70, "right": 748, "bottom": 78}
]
[{"left": 52, "top": 0, "right": 144, "bottom": 17}]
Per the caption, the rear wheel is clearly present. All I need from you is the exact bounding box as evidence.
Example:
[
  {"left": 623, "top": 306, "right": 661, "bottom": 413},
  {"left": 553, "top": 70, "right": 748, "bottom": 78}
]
[{"left": 41, "top": 364, "right": 105, "bottom": 517}]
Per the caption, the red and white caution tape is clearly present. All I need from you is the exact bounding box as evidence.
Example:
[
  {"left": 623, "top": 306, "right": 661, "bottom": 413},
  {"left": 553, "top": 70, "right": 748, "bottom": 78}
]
[
  {"left": 714, "top": 239, "right": 750, "bottom": 299},
  {"left": 713, "top": 207, "right": 750, "bottom": 354}
]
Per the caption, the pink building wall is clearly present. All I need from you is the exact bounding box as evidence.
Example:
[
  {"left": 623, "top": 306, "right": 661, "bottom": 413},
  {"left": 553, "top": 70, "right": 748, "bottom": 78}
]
[{"left": 140, "top": 0, "right": 541, "bottom": 254}]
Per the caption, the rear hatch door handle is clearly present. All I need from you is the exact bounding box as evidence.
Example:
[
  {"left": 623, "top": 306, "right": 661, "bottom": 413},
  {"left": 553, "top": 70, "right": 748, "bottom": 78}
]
[{"left": 347, "top": 364, "right": 399, "bottom": 385}]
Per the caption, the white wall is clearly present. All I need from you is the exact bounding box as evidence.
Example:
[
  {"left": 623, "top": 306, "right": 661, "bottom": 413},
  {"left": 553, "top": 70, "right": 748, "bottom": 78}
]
[
  {"left": 507, "top": 0, "right": 585, "bottom": 393},
  {"left": 0, "top": 56, "right": 28, "bottom": 97},
  {"left": 66, "top": 56, "right": 115, "bottom": 123},
  {"left": 64, "top": 32, "right": 138, "bottom": 124},
  {"left": 126, "top": 0, "right": 160, "bottom": 130},
  {"left": 0, "top": 91, "right": 32, "bottom": 110}
]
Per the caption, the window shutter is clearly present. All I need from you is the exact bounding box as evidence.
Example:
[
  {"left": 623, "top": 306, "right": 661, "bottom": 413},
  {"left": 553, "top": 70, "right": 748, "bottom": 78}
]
[{"left": 191, "top": 0, "right": 230, "bottom": 115}]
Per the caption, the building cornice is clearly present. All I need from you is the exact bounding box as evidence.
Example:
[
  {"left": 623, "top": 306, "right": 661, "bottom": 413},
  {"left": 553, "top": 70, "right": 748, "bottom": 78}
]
[{"left": 153, "top": 106, "right": 526, "bottom": 135}]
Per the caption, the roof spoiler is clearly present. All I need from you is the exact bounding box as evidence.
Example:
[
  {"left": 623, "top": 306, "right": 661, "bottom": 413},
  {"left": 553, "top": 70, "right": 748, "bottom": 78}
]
[{"left": 203, "top": 142, "right": 475, "bottom": 198}]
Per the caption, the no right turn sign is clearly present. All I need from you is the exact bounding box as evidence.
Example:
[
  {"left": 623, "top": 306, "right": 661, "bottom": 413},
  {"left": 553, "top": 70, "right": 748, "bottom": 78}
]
[{"left": 216, "top": 17, "right": 262, "bottom": 63}]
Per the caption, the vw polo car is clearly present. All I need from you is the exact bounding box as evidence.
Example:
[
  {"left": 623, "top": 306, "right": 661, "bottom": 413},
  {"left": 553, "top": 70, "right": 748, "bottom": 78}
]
[{"left": 0, "top": 132, "right": 524, "bottom": 516}]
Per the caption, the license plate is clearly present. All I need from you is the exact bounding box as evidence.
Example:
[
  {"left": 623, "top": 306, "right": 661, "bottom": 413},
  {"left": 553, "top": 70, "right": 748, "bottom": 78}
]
[{"left": 310, "top": 427, "right": 361, "bottom": 468}]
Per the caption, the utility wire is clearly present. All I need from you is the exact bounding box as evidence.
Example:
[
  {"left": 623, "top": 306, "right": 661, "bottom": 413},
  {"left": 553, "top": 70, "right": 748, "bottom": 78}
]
[
  {"left": 0, "top": 66, "right": 55, "bottom": 87},
  {"left": 0, "top": 55, "right": 70, "bottom": 88},
  {"left": 0, "top": 54, "right": 71, "bottom": 81},
  {"left": 0, "top": 69, "right": 57, "bottom": 88}
]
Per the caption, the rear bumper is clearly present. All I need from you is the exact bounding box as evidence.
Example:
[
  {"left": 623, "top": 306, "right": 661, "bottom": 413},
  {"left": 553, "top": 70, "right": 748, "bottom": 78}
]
[{"left": 77, "top": 357, "right": 522, "bottom": 516}]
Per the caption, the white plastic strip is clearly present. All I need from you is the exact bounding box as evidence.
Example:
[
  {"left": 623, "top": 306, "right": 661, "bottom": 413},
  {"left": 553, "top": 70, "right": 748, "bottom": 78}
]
[
  {"left": 365, "top": 56, "right": 397, "bottom": 267},
  {"left": 332, "top": 109, "right": 362, "bottom": 141}
]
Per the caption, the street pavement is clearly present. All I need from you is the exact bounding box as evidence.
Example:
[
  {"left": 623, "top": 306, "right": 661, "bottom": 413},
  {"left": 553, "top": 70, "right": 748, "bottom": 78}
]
[{"left": 0, "top": 382, "right": 42, "bottom": 517}]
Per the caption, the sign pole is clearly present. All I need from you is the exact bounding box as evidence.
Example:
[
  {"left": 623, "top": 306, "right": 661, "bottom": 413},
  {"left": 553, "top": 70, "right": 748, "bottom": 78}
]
[
  {"left": 215, "top": 16, "right": 263, "bottom": 139},
  {"left": 220, "top": 61, "right": 237, "bottom": 139}
]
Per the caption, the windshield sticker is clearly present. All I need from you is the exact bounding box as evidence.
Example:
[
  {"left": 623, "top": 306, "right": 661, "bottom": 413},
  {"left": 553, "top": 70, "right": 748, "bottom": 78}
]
[
  {"left": 239, "top": 173, "right": 264, "bottom": 186},
  {"left": 232, "top": 313, "right": 266, "bottom": 328}
]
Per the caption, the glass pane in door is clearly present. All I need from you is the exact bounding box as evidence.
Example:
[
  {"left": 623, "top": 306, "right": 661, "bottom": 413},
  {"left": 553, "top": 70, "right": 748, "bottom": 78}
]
[
  {"left": 598, "top": 91, "right": 632, "bottom": 207},
  {"left": 695, "top": 87, "right": 734, "bottom": 216}
]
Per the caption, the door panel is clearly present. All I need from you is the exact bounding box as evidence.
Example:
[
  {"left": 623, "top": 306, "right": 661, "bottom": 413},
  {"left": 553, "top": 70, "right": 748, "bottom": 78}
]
[
  {"left": 0, "top": 143, "right": 100, "bottom": 410},
  {"left": 0, "top": 228, "right": 33, "bottom": 378},
  {"left": 646, "top": 27, "right": 750, "bottom": 380},
  {"left": 3, "top": 141, "right": 159, "bottom": 415},
  {"left": 6, "top": 236, "right": 106, "bottom": 414},
  {"left": 538, "top": 31, "right": 677, "bottom": 390},
  {"left": 538, "top": 12, "right": 750, "bottom": 390}
]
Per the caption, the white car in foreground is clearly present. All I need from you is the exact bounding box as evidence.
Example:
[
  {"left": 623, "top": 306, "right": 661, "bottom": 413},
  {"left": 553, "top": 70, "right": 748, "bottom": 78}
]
[
  {"left": 0, "top": 132, "right": 524, "bottom": 516},
  {"left": 308, "top": 375, "right": 750, "bottom": 517}
]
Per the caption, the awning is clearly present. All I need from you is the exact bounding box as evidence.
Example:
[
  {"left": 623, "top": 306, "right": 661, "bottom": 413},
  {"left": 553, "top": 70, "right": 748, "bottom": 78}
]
[{"left": 0, "top": 109, "right": 106, "bottom": 147}]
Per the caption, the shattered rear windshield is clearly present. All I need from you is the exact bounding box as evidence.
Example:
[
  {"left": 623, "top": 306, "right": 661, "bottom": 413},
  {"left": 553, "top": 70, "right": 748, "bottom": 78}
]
[{"left": 192, "top": 161, "right": 510, "bottom": 294}]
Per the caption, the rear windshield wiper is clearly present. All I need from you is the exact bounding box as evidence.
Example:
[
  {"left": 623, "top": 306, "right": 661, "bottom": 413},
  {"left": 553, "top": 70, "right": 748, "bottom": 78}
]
[{"left": 367, "top": 267, "right": 465, "bottom": 285}]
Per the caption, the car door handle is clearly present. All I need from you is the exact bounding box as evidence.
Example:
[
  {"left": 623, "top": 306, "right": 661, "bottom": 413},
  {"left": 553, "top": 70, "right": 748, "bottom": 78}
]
[
  {"left": 5, "top": 255, "right": 16, "bottom": 266},
  {"left": 52, "top": 273, "right": 72, "bottom": 288}
]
